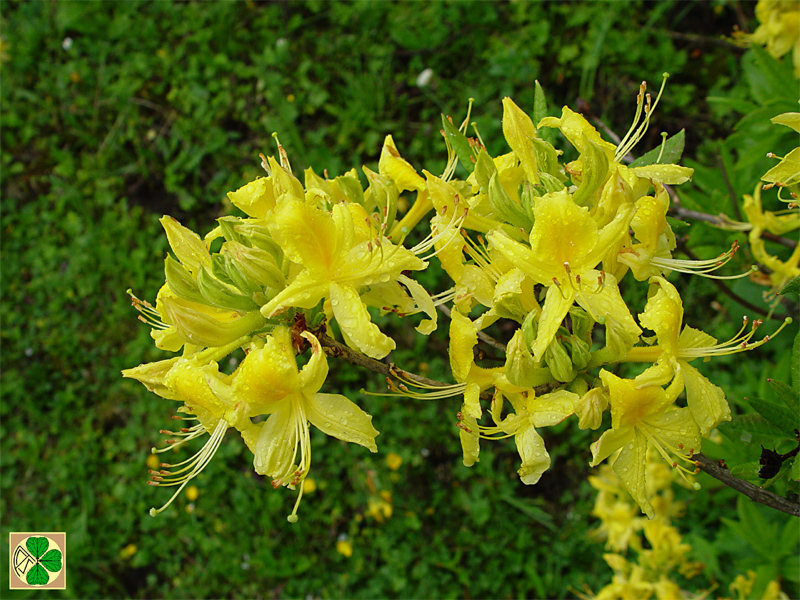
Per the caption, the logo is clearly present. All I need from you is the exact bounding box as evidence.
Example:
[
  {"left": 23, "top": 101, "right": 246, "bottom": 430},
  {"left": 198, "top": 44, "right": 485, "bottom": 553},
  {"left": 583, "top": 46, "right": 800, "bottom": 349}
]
[{"left": 9, "top": 532, "right": 66, "bottom": 590}]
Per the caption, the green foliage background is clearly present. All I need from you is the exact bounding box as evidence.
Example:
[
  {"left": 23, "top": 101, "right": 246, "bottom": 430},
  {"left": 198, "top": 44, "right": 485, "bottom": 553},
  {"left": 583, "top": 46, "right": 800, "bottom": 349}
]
[{"left": 1, "top": 1, "right": 797, "bottom": 598}]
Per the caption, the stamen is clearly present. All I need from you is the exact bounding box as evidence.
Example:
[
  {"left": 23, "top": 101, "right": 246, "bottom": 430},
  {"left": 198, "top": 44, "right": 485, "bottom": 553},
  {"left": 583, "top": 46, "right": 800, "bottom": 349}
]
[{"left": 148, "top": 418, "right": 228, "bottom": 517}]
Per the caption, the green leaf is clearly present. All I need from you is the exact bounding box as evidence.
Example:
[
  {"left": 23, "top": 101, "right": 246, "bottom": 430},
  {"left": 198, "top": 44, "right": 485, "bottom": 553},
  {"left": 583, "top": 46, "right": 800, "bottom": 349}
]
[
  {"left": 26, "top": 563, "right": 49, "bottom": 586},
  {"left": 779, "top": 274, "right": 800, "bottom": 297},
  {"left": 26, "top": 537, "right": 49, "bottom": 560},
  {"left": 706, "top": 96, "right": 759, "bottom": 115},
  {"left": 40, "top": 549, "right": 62, "bottom": 573},
  {"left": 533, "top": 80, "right": 548, "bottom": 128},
  {"left": 629, "top": 129, "right": 685, "bottom": 167},
  {"left": 441, "top": 114, "right": 475, "bottom": 174},
  {"left": 792, "top": 454, "right": 800, "bottom": 482},
  {"left": 768, "top": 378, "right": 800, "bottom": 423},
  {"left": 723, "top": 412, "right": 787, "bottom": 440},
  {"left": 748, "top": 397, "right": 798, "bottom": 436}
]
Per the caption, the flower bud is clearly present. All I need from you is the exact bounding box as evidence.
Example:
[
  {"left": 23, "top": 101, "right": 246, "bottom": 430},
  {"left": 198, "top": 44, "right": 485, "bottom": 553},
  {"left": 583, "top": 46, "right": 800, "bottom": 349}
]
[
  {"left": 160, "top": 216, "right": 210, "bottom": 276},
  {"left": 161, "top": 295, "right": 265, "bottom": 347}
]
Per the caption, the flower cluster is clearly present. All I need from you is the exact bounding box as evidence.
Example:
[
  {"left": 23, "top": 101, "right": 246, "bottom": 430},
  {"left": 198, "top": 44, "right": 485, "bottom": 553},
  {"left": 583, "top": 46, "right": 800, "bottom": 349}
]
[
  {"left": 124, "top": 77, "right": 792, "bottom": 523},
  {"left": 585, "top": 451, "right": 789, "bottom": 600}
]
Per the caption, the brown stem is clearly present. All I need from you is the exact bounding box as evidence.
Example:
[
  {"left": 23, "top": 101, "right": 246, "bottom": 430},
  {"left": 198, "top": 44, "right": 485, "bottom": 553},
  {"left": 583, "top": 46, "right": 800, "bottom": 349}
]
[{"left": 692, "top": 453, "right": 800, "bottom": 518}]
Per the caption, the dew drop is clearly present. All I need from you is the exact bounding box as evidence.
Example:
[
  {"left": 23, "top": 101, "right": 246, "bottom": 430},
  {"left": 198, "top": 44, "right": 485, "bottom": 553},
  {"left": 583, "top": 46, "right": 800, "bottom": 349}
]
[{"left": 379, "top": 272, "right": 391, "bottom": 283}]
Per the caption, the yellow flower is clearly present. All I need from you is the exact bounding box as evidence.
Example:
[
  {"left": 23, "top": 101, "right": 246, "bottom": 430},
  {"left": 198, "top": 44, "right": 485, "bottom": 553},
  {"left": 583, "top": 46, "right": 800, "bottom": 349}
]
[
  {"left": 624, "top": 277, "right": 731, "bottom": 435},
  {"left": 336, "top": 538, "right": 353, "bottom": 558},
  {"left": 260, "top": 199, "right": 427, "bottom": 359},
  {"left": 235, "top": 328, "right": 379, "bottom": 522},
  {"left": 748, "top": 0, "right": 800, "bottom": 77},
  {"left": 488, "top": 189, "right": 640, "bottom": 361},
  {"left": 590, "top": 370, "right": 701, "bottom": 519}
]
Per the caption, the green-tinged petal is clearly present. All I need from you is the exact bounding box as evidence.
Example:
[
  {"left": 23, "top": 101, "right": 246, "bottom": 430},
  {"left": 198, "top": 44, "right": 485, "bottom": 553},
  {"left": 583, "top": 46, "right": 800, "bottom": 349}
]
[
  {"left": 515, "top": 425, "right": 550, "bottom": 484},
  {"left": 634, "top": 362, "right": 675, "bottom": 389},
  {"left": 459, "top": 409, "right": 480, "bottom": 466},
  {"left": 269, "top": 200, "right": 336, "bottom": 273},
  {"left": 161, "top": 295, "right": 265, "bottom": 347},
  {"left": 307, "top": 393, "right": 379, "bottom": 452},
  {"left": 236, "top": 420, "right": 264, "bottom": 456},
  {"left": 330, "top": 281, "right": 395, "bottom": 359},
  {"left": 505, "top": 329, "right": 553, "bottom": 388},
  {"left": 252, "top": 401, "right": 297, "bottom": 477},
  {"left": 576, "top": 271, "right": 641, "bottom": 350},
  {"left": 575, "top": 387, "right": 608, "bottom": 430},
  {"left": 463, "top": 379, "right": 488, "bottom": 420},
  {"left": 260, "top": 268, "right": 329, "bottom": 317},
  {"left": 397, "top": 274, "right": 437, "bottom": 335},
  {"left": 268, "top": 156, "right": 305, "bottom": 203},
  {"left": 532, "top": 284, "right": 575, "bottom": 361},
  {"left": 529, "top": 390, "right": 576, "bottom": 428},
  {"left": 771, "top": 111, "right": 800, "bottom": 133},
  {"left": 612, "top": 429, "right": 653, "bottom": 519},
  {"left": 502, "top": 97, "right": 540, "bottom": 184},
  {"left": 122, "top": 357, "right": 182, "bottom": 400},
  {"left": 589, "top": 424, "right": 634, "bottom": 467},
  {"left": 456, "top": 264, "right": 496, "bottom": 308},
  {"left": 227, "top": 177, "right": 275, "bottom": 219},
  {"left": 677, "top": 325, "right": 717, "bottom": 352},
  {"left": 165, "top": 360, "right": 231, "bottom": 415},
  {"left": 680, "top": 362, "right": 730, "bottom": 435},
  {"left": 629, "top": 164, "right": 693, "bottom": 185},
  {"left": 449, "top": 310, "right": 478, "bottom": 382},
  {"left": 160, "top": 216, "right": 210, "bottom": 276}
]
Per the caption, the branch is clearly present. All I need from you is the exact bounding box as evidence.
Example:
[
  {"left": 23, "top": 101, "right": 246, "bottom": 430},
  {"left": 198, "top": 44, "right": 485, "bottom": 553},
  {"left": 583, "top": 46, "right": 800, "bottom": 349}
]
[{"left": 692, "top": 453, "right": 800, "bottom": 518}]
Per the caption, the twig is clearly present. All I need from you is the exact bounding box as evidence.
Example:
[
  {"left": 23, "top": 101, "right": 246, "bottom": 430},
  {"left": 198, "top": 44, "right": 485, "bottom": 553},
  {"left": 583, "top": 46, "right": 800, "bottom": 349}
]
[{"left": 692, "top": 453, "right": 800, "bottom": 518}]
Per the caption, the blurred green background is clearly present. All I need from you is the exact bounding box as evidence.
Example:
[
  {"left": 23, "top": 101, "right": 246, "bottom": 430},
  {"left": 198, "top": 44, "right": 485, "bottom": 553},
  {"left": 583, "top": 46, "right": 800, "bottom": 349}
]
[{"left": 2, "top": 1, "right": 798, "bottom": 598}]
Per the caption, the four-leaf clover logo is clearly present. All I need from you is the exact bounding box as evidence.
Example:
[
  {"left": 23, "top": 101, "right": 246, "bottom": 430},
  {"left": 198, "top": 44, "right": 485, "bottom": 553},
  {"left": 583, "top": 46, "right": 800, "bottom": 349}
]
[{"left": 24, "top": 536, "right": 63, "bottom": 586}]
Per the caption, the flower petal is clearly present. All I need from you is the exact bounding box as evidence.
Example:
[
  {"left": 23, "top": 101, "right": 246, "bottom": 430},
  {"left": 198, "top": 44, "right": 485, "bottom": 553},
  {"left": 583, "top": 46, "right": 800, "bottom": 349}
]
[
  {"left": 330, "top": 281, "right": 395, "bottom": 359},
  {"left": 307, "top": 393, "right": 379, "bottom": 452}
]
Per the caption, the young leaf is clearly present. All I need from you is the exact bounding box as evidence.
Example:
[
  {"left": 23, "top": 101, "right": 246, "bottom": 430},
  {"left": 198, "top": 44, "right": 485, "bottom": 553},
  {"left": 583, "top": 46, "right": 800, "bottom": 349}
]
[
  {"left": 533, "top": 80, "right": 554, "bottom": 144},
  {"left": 629, "top": 129, "right": 685, "bottom": 167}
]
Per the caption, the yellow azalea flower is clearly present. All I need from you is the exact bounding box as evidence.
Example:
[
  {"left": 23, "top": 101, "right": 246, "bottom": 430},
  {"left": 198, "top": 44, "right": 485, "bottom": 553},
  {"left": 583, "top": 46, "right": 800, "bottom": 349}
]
[
  {"left": 617, "top": 182, "right": 677, "bottom": 281},
  {"left": 743, "top": 184, "right": 800, "bottom": 296},
  {"left": 141, "top": 339, "right": 260, "bottom": 517},
  {"left": 590, "top": 369, "right": 701, "bottom": 519},
  {"left": 488, "top": 189, "right": 640, "bottom": 361},
  {"left": 743, "top": 0, "right": 800, "bottom": 78},
  {"left": 260, "top": 199, "right": 427, "bottom": 359},
  {"left": 625, "top": 277, "right": 731, "bottom": 435},
  {"left": 460, "top": 387, "right": 576, "bottom": 485},
  {"left": 593, "top": 554, "right": 653, "bottom": 600},
  {"left": 234, "top": 327, "right": 379, "bottom": 522}
]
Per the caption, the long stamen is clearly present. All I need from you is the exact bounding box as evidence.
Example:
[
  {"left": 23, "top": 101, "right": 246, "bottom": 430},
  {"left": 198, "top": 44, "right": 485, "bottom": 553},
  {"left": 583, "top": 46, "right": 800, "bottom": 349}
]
[
  {"left": 128, "top": 290, "right": 169, "bottom": 330},
  {"left": 148, "top": 418, "right": 228, "bottom": 517},
  {"left": 679, "top": 316, "right": 793, "bottom": 360}
]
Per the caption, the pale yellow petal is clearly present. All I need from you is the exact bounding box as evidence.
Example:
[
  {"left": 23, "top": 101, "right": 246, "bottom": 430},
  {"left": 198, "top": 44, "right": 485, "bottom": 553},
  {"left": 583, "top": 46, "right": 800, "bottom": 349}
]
[
  {"left": 307, "top": 393, "right": 379, "bottom": 452},
  {"left": 330, "top": 281, "right": 395, "bottom": 359}
]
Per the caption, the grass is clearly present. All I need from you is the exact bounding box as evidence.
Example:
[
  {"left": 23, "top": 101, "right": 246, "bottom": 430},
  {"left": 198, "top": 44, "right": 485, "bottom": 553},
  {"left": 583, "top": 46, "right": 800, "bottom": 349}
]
[{"left": 2, "top": 1, "right": 798, "bottom": 598}]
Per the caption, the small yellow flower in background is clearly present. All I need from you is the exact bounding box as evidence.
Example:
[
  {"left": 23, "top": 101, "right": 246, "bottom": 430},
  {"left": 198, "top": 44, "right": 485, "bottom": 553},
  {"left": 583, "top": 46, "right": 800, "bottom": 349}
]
[
  {"left": 336, "top": 537, "right": 353, "bottom": 558},
  {"left": 146, "top": 454, "right": 160, "bottom": 471},
  {"left": 119, "top": 544, "right": 137, "bottom": 560},
  {"left": 185, "top": 485, "right": 199, "bottom": 502},
  {"left": 286, "top": 94, "right": 295, "bottom": 103},
  {"left": 386, "top": 452, "right": 403, "bottom": 471},
  {"left": 302, "top": 478, "right": 317, "bottom": 494}
]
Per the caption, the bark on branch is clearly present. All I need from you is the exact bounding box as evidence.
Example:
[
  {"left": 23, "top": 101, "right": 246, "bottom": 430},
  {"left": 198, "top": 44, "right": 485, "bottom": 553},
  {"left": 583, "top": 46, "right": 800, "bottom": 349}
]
[{"left": 691, "top": 453, "right": 800, "bottom": 518}]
